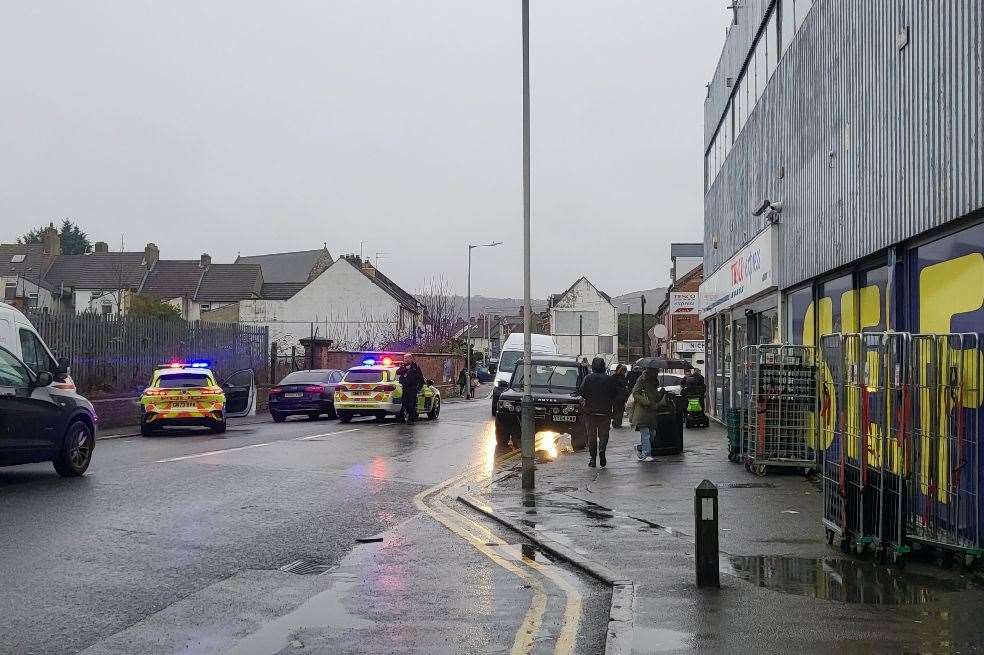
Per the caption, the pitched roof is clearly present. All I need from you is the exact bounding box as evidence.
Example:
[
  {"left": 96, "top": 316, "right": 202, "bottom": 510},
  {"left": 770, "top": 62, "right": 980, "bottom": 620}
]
[
  {"left": 138, "top": 260, "right": 203, "bottom": 299},
  {"left": 196, "top": 263, "right": 263, "bottom": 302},
  {"left": 235, "top": 248, "right": 331, "bottom": 284},
  {"left": 44, "top": 252, "right": 147, "bottom": 290},
  {"left": 261, "top": 282, "right": 306, "bottom": 300},
  {"left": 670, "top": 243, "right": 703, "bottom": 259},
  {"left": 0, "top": 244, "right": 54, "bottom": 289},
  {"left": 360, "top": 266, "right": 421, "bottom": 314},
  {"left": 550, "top": 277, "right": 613, "bottom": 307}
]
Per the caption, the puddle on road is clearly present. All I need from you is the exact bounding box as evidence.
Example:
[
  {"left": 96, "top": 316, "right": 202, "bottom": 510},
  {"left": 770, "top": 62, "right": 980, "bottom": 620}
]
[{"left": 727, "top": 555, "right": 979, "bottom": 605}]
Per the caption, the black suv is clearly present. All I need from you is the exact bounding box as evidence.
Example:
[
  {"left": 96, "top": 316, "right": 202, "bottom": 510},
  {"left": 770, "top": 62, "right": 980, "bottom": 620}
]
[
  {"left": 0, "top": 345, "right": 96, "bottom": 477},
  {"left": 494, "top": 356, "right": 586, "bottom": 450}
]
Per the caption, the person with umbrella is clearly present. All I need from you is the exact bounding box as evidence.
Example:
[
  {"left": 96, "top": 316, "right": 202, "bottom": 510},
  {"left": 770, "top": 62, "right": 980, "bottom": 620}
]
[{"left": 629, "top": 362, "right": 673, "bottom": 462}]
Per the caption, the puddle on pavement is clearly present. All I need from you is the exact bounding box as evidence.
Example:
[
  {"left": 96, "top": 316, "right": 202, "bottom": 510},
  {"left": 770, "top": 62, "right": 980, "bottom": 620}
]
[
  {"left": 726, "top": 555, "right": 979, "bottom": 605},
  {"left": 633, "top": 627, "right": 693, "bottom": 652}
]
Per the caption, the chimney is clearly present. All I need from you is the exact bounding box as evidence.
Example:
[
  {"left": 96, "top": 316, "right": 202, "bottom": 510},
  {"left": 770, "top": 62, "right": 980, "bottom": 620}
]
[
  {"left": 93, "top": 241, "right": 109, "bottom": 253},
  {"left": 41, "top": 226, "right": 61, "bottom": 257},
  {"left": 361, "top": 261, "right": 376, "bottom": 278},
  {"left": 143, "top": 243, "right": 160, "bottom": 269},
  {"left": 199, "top": 253, "right": 211, "bottom": 268}
]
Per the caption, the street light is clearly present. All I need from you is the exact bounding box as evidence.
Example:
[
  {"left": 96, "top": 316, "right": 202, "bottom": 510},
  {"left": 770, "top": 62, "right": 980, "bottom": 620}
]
[
  {"left": 520, "top": 0, "right": 534, "bottom": 491},
  {"left": 467, "top": 242, "right": 502, "bottom": 399}
]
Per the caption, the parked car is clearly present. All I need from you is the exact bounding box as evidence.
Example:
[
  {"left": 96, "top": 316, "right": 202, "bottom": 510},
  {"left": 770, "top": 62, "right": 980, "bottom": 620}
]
[
  {"left": 492, "top": 332, "right": 560, "bottom": 415},
  {"left": 475, "top": 366, "right": 494, "bottom": 383},
  {"left": 334, "top": 358, "right": 441, "bottom": 423},
  {"left": 268, "top": 369, "right": 344, "bottom": 422},
  {"left": 657, "top": 373, "right": 685, "bottom": 396},
  {"left": 139, "top": 362, "right": 256, "bottom": 435},
  {"left": 494, "top": 356, "right": 586, "bottom": 450},
  {"left": 0, "top": 345, "right": 96, "bottom": 477}
]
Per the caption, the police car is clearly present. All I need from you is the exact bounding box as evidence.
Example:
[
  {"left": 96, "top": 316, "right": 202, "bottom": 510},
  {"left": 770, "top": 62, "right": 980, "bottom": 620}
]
[
  {"left": 334, "top": 357, "right": 441, "bottom": 423},
  {"left": 139, "top": 362, "right": 255, "bottom": 435}
]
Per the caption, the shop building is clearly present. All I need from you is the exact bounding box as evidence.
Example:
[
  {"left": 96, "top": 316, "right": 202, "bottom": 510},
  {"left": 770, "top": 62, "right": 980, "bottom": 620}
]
[{"left": 699, "top": 1, "right": 984, "bottom": 421}]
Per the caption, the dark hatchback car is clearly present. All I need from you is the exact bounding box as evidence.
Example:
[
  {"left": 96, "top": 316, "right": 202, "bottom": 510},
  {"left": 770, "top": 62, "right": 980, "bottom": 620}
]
[
  {"left": 268, "top": 369, "right": 344, "bottom": 422},
  {"left": 0, "top": 345, "right": 96, "bottom": 477},
  {"left": 494, "top": 356, "right": 586, "bottom": 450}
]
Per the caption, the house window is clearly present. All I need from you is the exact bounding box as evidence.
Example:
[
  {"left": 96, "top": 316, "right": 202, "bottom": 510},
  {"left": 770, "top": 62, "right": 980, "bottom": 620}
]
[
  {"left": 200, "top": 303, "right": 211, "bottom": 312},
  {"left": 4, "top": 283, "right": 16, "bottom": 301},
  {"left": 101, "top": 302, "right": 112, "bottom": 315},
  {"left": 28, "top": 293, "right": 39, "bottom": 309}
]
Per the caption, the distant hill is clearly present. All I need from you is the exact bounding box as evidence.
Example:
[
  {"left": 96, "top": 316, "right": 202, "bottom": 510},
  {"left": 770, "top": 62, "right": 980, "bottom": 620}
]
[
  {"left": 446, "top": 296, "right": 548, "bottom": 319},
  {"left": 612, "top": 287, "right": 668, "bottom": 313}
]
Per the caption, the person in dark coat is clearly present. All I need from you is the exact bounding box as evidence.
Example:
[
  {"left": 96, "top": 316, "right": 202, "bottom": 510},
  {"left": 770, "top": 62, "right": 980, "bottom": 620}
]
[
  {"left": 578, "top": 357, "right": 618, "bottom": 468},
  {"left": 396, "top": 354, "right": 425, "bottom": 424},
  {"left": 457, "top": 368, "right": 468, "bottom": 397},
  {"left": 681, "top": 369, "right": 707, "bottom": 410},
  {"left": 610, "top": 364, "right": 629, "bottom": 428}
]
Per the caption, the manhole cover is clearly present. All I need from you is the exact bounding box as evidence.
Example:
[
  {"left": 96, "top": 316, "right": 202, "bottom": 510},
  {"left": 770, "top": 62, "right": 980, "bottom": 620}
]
[
  {"left": 280, "top": 559, "right": 332, "bottom": 575},
  {"left": 725, "top": 482, "right": 776, "bottom": 489}
]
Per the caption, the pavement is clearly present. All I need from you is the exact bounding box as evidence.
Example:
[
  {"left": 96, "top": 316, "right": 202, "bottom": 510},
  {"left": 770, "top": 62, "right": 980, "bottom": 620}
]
[
  {"left": 468, "top": 422, "right": 984, "bottom": 655},
  {"left": 0, "top": 390, "right": 609, "bottom": 655}
]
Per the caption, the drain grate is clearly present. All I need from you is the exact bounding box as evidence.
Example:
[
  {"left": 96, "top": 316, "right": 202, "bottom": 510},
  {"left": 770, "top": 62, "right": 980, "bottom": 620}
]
[
  {"left": 280, "top": 559, "right": 333, "bottom": 575},
  {"left": 725, "top": 482, "right": 776, "bottom": 489}
]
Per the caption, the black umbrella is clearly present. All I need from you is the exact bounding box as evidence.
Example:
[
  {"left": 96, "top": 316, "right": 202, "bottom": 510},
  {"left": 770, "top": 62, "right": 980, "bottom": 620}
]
[{"left": 633, "top": 357, "right": 693, "bottom": 371}]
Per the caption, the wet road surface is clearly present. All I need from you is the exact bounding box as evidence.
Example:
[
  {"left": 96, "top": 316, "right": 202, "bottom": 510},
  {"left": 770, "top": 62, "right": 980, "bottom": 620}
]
[{"left": 0, "top": 401, "right": 609, "bottom": 654}]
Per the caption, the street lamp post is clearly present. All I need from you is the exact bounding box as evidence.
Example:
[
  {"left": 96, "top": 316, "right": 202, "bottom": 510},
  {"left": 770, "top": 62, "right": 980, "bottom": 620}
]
[
  {"left": 520, "top": 0, "right": 535, "bottom": 491},
  {"left": 467, "top": 242, "right": 502, "bottom": 399},
  {"left": 640, "top": 294, "right": 647, "bottom": 357}
]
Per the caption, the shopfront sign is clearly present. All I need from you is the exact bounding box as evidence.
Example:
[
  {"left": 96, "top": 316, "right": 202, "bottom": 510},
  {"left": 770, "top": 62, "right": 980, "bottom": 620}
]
[
  {"left": 669, "top": 292, "right": 698, "bottom": 315},
  {"left": 699, "top": 226, "right": 777, "bottom": 320},
  {"left": 674, "top": 340, "right": 705, "bottom": 353}
]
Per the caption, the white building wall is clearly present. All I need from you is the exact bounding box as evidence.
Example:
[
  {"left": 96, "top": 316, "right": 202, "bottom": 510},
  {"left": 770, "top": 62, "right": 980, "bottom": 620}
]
[
  {"left": 73, "top": 288, "right": 125, "bottom": 315},
  {"left": 549, "top": 278, "right": 619, "bottom": 364},
  {"left": 1, "top": 276, "right": 55, "bottom": 311},
  {"left": 239, "top": 259, "right": 411, "bottom": 350}
]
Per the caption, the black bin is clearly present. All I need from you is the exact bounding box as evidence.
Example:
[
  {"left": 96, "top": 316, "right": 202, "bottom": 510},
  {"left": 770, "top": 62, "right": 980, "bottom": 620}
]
[{"left": 650, "top": 395, "right": 686, "bottom": 456}]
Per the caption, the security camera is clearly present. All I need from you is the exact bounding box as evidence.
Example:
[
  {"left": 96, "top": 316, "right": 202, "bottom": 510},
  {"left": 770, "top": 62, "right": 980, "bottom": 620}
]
[{"left": 752, "top": 199, "right": 783, "bottom": 223}]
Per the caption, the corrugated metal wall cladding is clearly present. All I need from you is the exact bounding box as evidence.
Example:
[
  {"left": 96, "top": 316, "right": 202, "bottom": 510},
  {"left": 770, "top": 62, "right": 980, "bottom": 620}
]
[{"left": 703, "top": 1, "right": 984, "bottom": 287}]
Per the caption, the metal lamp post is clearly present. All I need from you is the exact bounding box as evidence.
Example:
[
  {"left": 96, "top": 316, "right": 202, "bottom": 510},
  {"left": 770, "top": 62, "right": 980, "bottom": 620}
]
[
  {"left": 467, "top": 242, "right": 502, "bottom": 399},
  {"left": 520, "top": 0, "right": 535, "bottom": 490}
]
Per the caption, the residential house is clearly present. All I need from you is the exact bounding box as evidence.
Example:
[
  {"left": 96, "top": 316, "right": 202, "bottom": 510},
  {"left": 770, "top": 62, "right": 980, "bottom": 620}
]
[
  {"left": 548, "top": 278, "right": 618, "bottom": 364},
  {"left": 235, "top": 247, "right": 333, "bottom": 284},
  {"left": 0, "top": 229, "right": 61, "bottom": 311},
  {"left": 140, "top": 253, "right": 263, "bottom": 321},
  {"left": 236, "top": 254, "right": 423, "bottom": 350},
  {"left": 452, "top": 317, "right": 491, "bottom": 360},
  {"left": 41, "top": 240, "right": 150, "bottom": 315}
]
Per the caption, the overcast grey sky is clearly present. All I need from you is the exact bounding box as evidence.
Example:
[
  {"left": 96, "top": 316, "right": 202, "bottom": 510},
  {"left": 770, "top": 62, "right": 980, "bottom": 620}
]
[{"left": 1, "top": 1, "right": 730, "bottom": 298}]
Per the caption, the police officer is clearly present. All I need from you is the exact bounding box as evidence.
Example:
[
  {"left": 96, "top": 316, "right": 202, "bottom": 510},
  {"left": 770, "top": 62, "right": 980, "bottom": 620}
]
[{"left": 396, "top": 353, "right": 425, "bottom": 424}]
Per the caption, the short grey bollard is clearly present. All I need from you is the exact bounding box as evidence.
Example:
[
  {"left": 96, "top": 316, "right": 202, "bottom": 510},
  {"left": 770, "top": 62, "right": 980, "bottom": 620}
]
[{"left": 695, "top": 479, "right": 720, "bottom": 588}]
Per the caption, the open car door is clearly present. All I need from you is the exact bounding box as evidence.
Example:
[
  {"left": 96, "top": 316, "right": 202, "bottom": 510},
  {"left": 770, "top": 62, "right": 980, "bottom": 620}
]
[{"left": 222, "top": 368, "right": 255, "bottom": 418}]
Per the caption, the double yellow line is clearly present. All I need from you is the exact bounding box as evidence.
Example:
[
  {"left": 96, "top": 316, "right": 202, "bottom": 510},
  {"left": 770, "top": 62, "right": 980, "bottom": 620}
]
[{"left": 413, "top": 440, "right": 582, "bottom": 655}]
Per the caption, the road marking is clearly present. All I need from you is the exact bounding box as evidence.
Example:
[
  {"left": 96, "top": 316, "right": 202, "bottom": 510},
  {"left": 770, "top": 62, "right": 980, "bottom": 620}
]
[
  {"left": 156, "top": 428, "right": 364, "bottom": 462},
  {"left": 156, "top": 442, "right": 273, "bottom": 463},
  {"left": 294, "top": 428, "right": 360, "bottom": 441},
  {"left": 414, "top": 440, "right": 582, "bottom": 655}
]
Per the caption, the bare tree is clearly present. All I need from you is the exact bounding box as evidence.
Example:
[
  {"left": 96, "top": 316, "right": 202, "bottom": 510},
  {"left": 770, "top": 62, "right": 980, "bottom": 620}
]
[{"left": 416, "top": 276, "right": 461, "bottom": 352}]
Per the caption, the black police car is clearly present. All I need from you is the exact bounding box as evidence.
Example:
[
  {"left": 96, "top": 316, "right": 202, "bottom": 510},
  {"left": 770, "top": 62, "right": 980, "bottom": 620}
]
[
  {"left": 493, "top": 356, "right": 586, "bottom": 450},
  {"left": 0, "top": 345, "right": 96, "bottom": 477}
]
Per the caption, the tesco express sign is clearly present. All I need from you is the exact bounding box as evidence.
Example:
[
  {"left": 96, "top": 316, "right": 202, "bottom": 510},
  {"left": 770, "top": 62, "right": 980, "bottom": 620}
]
[{"left": 699, "top": 226, "right": 776, "bottom": 320}]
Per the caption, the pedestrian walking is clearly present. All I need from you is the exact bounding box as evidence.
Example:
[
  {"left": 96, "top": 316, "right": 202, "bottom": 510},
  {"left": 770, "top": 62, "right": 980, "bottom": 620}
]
[
  {"left": 611, "top": 364, "right": 629, "bottom": 428},
  {"left": 457, "top": 368, "right": 469, "bottom": 398},
  {"left": 396, "top": 353, "right": 425, "bottom": 424},
  {"left": 578, "top": 357, "right": 618, "bottom": 468},
  {"left": 630, "top": 367, "right": 671, "bottom": 462}
]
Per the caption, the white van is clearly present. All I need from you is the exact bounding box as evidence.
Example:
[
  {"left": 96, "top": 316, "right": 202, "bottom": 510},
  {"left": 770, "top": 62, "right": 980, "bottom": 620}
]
[
  {"left": 0, "top": 302, "right": 71, "bottom": 387},
  {"left": 491, "top": 332, "right": 559, "bottom": 415}
]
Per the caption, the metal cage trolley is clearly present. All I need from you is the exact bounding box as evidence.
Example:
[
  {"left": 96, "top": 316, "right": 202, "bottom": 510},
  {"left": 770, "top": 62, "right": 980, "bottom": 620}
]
[
  {"left": 740, "top": 344, "right": 819, "bottom": 476},
  {"left": 907, "top": 333, "right": 982, "bottom": 567}
]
